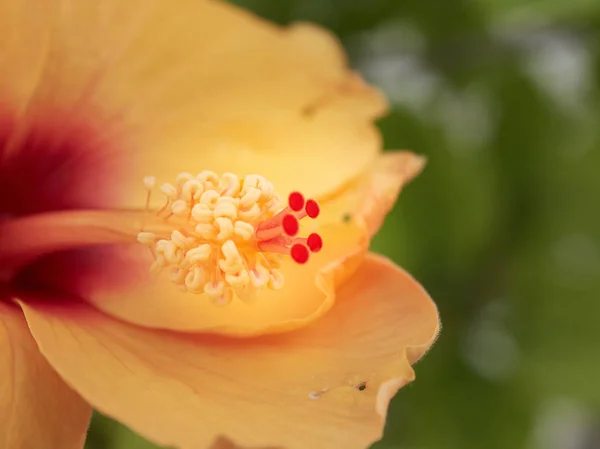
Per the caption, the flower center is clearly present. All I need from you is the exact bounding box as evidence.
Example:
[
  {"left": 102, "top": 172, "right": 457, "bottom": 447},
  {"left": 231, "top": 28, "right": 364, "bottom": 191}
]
[{"left": 137, "top": 171, "right": 323, "bottom": 305}]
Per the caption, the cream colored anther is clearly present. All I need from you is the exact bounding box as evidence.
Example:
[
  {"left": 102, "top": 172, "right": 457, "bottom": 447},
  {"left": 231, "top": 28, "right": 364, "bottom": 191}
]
[
  {"left": 258, "top": 180, "right": 275, "bottom": 202},
  {"left": 234, "top": 221, "right": 254, "bottom": 240},
  {"left": 219, "top": 260, "right": 244, "bottom": 276},
  {"left": 225, "top": 270, "right": 250, "bottom": 288},
  {"left": 242, "top": 175, "right": 275, "bottom": 202},
  {"left": 240, "top": 174, "right": 261, "bottom": 192},
  {"left": 200, "top": 190, "right": 220, "bottom": 208},
  {"left": 160, "top": 183, "right": 178, "bottom": 200},
  {"left": 221, "top": 173, "right": 241, "bottom": 196},
  {"left": 176, "top": 172, "right": 195, "bottom": 187},
  {"left": 170, "top": 230, "right": 193, "bottom": 249},
  {"left": 137, "top": 232, "right": 156, "bottom": 246},
  {"left": 183, "top": 244, "right": 212, "bottom": 265},
  {"left": 238, "top": 204, "right": 261, "bottom": 222},
  {"left": 195, "top": 223, "right": 217, "bottom": 240},
  {"left": 156, "top": 240, "right": 180, "bottom": 264},
  {"left": 221, "top": 240, "right": 240, "bottom": 260},
  {"left": 215, "top": 217, "right": 234, "bottom": 241},
  {"left": 219, "top": 241, "right": 244, "bottom": 273},
  {"left": 181, "top": 179, "right": 204, "bottom": 202},
  {"left": 240, "top": 187, "right": 261, "bottom": 207},
  {"left": 191, "top": 203, "right": 213, "bottom": 223},
  {"left": 250, "top": 265, "right": 270, "bottom": 288},
  {"left": 185, "top": 266, "right": 206, "bottom": 293},
  {"left": 171, "top": 199, "right": 189, "bottom": 217},
  {"left": 143, "top": 176, "right": 156, "bottom": 190},
  {"left": 214, "top": 197, "right": 238, "bottom": 220},
  {"left": 197, "top": 171, "right": 219, "bottom": 189}
]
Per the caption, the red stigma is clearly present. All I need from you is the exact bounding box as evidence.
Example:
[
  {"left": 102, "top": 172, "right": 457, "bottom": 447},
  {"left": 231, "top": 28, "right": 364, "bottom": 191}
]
[
  {"left": 256, "top": 192, "right": 323, "bottom": 264},
  {"left": 282, "top": 214, "right": 299, "bottom": 236},
  {"left": 291, "top": 244, "right": 309, "bottom": 264},
  {"left": 305, "top": 199, "right": 320, "bottom": 219},
  {"left": 288, "top": 191, "right": 305, "bottom": 212},
  {"left": 307, "top": 233, "right": 323, "bottom": 252}
]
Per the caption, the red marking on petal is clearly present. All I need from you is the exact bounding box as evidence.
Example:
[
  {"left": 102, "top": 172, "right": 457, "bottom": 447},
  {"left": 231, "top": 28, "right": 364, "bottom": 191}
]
[
  {"left": 305, "top": 199, "right": 320, "bottom": 219},
  {"left": 282, "top": 214, "right": 299, "bottom": 236},
  {"left": 0, "top": 109, "right": 129, "bottom": 216},
  {"left": 288, "top": 191, "right": 305, "bottom": 212},
  {"left": 307, "top": 233, "right": 323, "bottom": 252},
  {"left": 291, "top": 244, "right": 309, "bottom": 264}
]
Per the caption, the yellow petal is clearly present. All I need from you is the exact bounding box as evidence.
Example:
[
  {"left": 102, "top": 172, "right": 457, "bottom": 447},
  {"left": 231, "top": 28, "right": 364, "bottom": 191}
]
[
  {"left": 26, "top": 218, "right": 368, "bottom": 336},
  {"left": 0, "top": 301, "right": 91, "bottom": 449},
  {"left": 0, "top": 0, "right": 51, "bottom": 112},
  {"left": 317, "top": 151, "right": 427, "bottom": 236},
  {"left": 19, "top": 253, "right": 439, "bottom": 449},
  {"left": 13, "top": 0, "right": 387, "bottom": 207}
]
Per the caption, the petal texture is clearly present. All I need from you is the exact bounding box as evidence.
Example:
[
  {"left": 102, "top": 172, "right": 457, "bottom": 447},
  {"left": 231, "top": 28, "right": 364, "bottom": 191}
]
[
  {"left": 0, "top": 0, "right": 51, "bottom": 112},
  {"left": 7, "top": 0, "right": 387, "bottom": 208},
  {"left": 0, "top": 301, "right": 91, "bottom": 449},
  {"left": 20, "top": 253, "right": 439, "bottom": 449}
]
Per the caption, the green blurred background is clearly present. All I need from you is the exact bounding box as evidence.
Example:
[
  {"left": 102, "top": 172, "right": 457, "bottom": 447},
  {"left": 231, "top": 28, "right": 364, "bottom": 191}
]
[{"left": 85, "top": 0, "right": 600, "bottom": 448}]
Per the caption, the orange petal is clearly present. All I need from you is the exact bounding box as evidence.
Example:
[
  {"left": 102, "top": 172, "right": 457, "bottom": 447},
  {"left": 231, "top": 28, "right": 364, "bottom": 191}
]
[
  {"left": 0, "top": 301, "right": 91, "bottom": 449},
  {"left": 19, "top": 253, "right": 439, "bottom": 449},
  {"left": 25, "top": 218, "right": 368, "bottom": 336},
  {"left": 209, "top": 437, "right": 280, "bottom": 449},
  {"left": 13, "top": 0, "right": 387, "bottom": 207},
  {"left": 317, "top": 151, "right": 427, "bottom": 236}
]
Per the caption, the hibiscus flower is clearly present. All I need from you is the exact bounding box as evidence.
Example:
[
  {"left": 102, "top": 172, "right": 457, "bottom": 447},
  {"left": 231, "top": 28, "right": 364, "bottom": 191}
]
[{"left": 0, "top": 1, "right": 440, "bottom": 448}]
